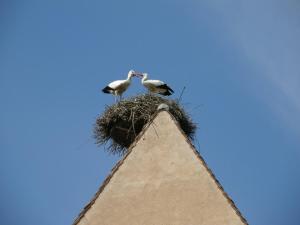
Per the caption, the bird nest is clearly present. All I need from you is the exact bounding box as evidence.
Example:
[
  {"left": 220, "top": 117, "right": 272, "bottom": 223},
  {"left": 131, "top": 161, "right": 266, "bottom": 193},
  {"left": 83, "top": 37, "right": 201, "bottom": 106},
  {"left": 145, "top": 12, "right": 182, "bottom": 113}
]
[{"left": 94, "top": 94, "right": 196, "bottom": 155}]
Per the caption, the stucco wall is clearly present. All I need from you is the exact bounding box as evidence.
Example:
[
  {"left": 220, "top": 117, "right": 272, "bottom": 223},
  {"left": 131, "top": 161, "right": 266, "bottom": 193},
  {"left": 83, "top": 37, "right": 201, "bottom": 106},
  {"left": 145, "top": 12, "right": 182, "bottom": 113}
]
[{"left": 76, "top": 111, "right": 246, "bottom": 225}]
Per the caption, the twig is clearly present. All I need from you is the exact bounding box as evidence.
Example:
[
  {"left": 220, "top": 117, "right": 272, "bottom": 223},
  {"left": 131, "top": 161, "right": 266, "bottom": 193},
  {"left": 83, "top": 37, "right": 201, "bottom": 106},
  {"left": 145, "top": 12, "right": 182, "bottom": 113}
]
[
  {"left": 151, "top": 121, "right": 159, "bottom": 138},
  {"left": 131, "top": 110, "right": 136, "bottom": 137},
  {"left": 178, "top": 86, "right": 186, "bottom": 103}
]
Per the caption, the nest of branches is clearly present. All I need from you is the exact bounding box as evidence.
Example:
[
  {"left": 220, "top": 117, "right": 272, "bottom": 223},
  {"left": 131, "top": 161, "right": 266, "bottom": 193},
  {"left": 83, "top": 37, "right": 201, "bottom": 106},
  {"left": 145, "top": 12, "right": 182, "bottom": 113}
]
[{"left": 94, "top": 94, "right": 196, "bottom": 155}]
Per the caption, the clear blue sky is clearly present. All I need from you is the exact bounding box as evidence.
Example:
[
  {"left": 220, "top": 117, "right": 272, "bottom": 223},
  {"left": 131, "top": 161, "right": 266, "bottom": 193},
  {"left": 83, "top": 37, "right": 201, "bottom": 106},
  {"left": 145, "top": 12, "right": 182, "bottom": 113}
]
[{"left": 1, "top": 1, "right": 300, "bottom": 224}]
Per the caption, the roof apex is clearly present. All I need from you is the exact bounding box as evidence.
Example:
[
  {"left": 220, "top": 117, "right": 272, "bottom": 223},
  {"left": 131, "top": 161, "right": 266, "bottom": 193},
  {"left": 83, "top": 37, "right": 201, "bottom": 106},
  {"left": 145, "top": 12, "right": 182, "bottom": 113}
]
[{"left": 73, "top": 110, "right": 248, "bottom": 225}]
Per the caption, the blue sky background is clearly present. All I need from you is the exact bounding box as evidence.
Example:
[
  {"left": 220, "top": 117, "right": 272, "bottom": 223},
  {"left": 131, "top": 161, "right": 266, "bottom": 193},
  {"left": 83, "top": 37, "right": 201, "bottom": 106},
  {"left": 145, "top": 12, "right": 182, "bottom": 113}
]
[{"left": 1, "top": 0, "right": 300, "bottom": 224}]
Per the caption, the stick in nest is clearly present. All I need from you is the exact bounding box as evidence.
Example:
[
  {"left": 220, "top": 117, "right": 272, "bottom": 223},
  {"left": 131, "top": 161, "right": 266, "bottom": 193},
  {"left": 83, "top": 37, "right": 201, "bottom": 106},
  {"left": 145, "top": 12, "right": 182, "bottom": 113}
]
[{"left": 94, "top": 93, "right": 196, "bottom": 155}]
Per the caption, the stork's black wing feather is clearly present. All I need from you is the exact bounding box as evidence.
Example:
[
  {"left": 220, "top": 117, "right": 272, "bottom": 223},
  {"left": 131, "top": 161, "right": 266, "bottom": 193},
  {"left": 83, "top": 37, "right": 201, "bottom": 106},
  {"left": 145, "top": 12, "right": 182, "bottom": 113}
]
[
  {"left": 157, "top": 84, "right": 174, "bottom": 93},
  {"left": 102, "top": 86, "right": 114, "bottom": 94},
  {"left": 161, "top": 90, "right": 173, "bottom": 96}
]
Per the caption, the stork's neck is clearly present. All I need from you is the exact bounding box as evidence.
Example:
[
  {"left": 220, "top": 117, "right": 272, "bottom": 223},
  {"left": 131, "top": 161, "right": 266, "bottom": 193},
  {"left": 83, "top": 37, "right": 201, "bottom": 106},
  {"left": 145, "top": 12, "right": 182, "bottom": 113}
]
[
  {"left": 142, "top": 75, "right": 148, "bottom": 83},
  {"left": 127, "top": 74, "right": 133, "bottom": 81}
]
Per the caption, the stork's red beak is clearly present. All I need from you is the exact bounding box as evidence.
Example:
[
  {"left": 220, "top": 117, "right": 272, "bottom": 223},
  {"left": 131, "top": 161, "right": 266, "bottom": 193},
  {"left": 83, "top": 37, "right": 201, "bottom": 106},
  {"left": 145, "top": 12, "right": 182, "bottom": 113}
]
[{"left": 133, "top": 72, "right": 143, "bottom": 78}]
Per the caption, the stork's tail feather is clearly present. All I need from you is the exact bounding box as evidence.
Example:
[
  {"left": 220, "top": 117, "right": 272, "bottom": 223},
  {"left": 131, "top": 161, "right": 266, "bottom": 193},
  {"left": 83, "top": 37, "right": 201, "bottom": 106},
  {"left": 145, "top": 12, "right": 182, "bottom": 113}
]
[
  {"left": 167, "top": 85, "right": 174, "bottom": 93},
  {"left": 102, "top": 86, "right": 113, "bottom": 94},
  {"left": 157, "top": 84, "right": 174, "bottom": 95},
  {"left": 161, "top": 90, "right": 173, "bottom": 96}
]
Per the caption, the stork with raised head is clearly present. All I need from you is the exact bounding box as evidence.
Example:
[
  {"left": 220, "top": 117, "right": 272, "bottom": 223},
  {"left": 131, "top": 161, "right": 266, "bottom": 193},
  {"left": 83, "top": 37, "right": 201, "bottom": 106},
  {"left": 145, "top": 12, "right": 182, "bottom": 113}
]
[
  {"left": 102, "top": 70, "right": 138, "bottom": 102},
  {"left": 137, "top": 73, "right": 174, "bottom": 96}
]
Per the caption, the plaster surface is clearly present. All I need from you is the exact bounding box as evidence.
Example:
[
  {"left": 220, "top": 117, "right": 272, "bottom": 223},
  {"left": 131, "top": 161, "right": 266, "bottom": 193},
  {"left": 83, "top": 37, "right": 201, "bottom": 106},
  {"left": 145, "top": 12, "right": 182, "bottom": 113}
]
[{"left": 76, "top": 111, "right": 246, "bottom": 225}]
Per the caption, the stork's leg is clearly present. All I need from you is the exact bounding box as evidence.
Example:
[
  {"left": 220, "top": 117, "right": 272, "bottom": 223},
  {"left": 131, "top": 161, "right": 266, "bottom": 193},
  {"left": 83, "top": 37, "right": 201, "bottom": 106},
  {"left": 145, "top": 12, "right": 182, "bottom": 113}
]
[{"left": 114, "top": 95, "right": 117, "bottom": 103}]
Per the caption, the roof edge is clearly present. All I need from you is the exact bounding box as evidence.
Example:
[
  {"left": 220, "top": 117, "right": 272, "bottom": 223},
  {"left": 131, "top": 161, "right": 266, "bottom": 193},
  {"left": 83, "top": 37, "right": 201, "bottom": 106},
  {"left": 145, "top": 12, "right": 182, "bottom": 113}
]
[
  {"left": 72, "top": 110, "right": 163, "bottom": 225},
  {"left": 166, "top": 111, "right": 248, "bottom": 225}
]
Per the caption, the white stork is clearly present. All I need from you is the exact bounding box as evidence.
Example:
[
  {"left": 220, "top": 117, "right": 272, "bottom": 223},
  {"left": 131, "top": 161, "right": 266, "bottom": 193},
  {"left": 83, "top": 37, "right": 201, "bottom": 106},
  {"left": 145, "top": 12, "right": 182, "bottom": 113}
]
[
  {"left": 102, "top": 70, "right": 138, "bottom": 102},
  {"left": 137, "top": 73, "right": 174, "bottom": 96}
]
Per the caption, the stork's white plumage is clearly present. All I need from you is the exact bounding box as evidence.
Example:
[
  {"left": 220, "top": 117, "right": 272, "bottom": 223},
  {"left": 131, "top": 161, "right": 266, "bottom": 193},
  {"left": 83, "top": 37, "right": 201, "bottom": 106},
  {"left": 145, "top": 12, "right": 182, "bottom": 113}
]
[
  {"left": 102, "top": 70, "right": 137, "bottom": 102},
  {"left": 137, "top": 73, "right": 174, "bottom": 96}
]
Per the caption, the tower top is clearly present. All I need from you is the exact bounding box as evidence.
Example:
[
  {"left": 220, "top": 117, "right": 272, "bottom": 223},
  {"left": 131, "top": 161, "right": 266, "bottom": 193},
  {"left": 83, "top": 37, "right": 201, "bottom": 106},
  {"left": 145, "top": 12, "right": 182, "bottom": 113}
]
[{"left": 74, "top": 110, "right": 247, "bottom": 225}]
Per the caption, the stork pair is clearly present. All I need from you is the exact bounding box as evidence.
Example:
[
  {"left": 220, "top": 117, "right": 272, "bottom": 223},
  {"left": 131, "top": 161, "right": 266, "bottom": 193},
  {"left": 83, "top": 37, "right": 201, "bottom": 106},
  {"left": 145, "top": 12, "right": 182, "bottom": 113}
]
[{"left": 102, "top": 70, "right": 174, "bottom": 102}]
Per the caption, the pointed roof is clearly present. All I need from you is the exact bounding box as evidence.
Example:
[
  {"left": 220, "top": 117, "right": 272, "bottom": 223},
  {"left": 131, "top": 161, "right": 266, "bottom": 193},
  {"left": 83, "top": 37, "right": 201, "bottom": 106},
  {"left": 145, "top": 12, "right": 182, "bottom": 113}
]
[{"left": 73, "top": 111, "right": 247, "bottom": 225}]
